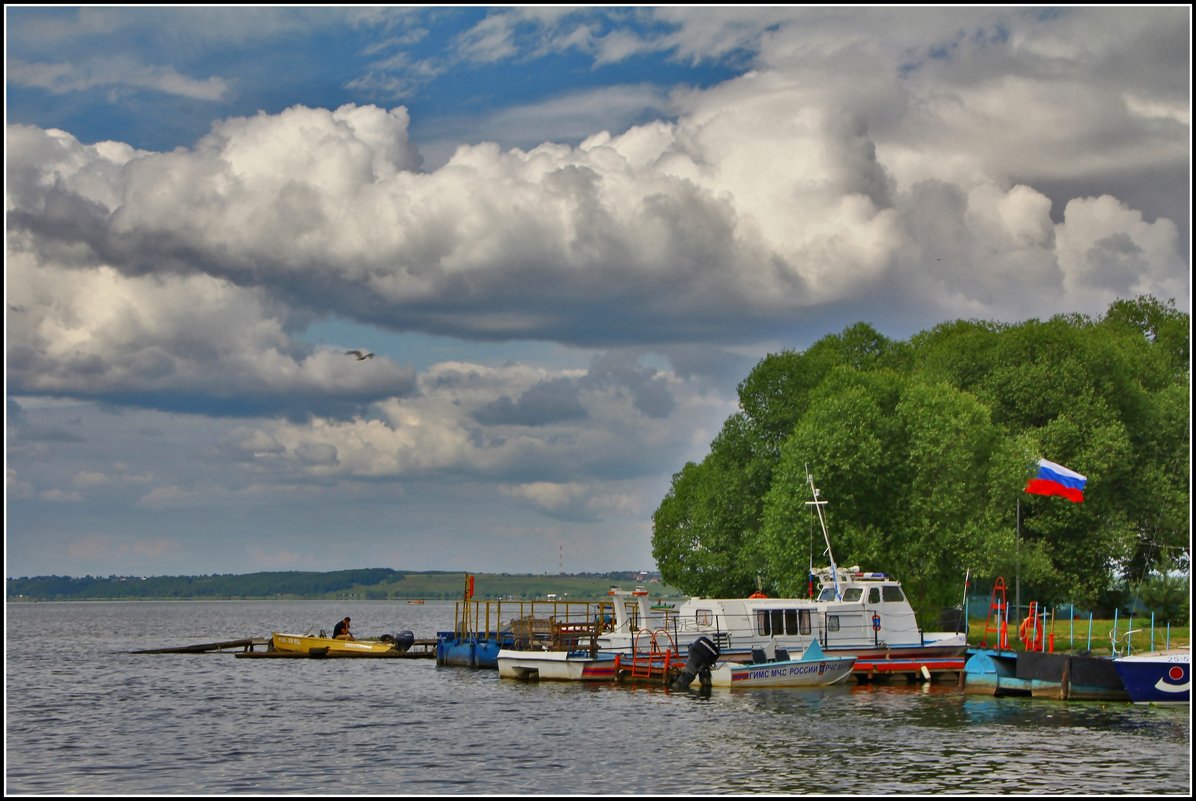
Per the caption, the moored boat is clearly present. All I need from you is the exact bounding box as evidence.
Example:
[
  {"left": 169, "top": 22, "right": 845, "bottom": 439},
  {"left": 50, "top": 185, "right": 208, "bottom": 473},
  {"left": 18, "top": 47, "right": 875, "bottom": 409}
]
[
  {"left": 497, "top": 649, "right": 619, "bottom": 681},
  {"left": 270, "top": 632, "right": 400, "bottom": 656},
  {"left": 708, "top": 639, "right": 857, "bottom": 688},
  {"left": 597, "top": 473, "right": 967, "bottom": 677},
  {"left": 1113, "top": 648, "right": 1190, "bottom": 704}
]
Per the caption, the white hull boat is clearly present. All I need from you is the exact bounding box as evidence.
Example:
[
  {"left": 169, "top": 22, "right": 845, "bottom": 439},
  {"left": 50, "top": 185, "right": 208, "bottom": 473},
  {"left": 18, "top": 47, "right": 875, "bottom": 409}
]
[
  {"left": 497, "top": 649, "right": 618, "bottom": 681},
  {"left": 598, "top": 473, "right": 967, "bottom": 672},
  {"left": 709, "top": 640, "right": 856, "bottom": 688}
]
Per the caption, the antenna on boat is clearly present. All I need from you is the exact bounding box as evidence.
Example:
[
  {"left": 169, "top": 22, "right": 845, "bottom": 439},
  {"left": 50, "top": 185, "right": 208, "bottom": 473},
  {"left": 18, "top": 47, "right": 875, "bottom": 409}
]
[{"left": 805, "top": 467, "right": 841, "bottom": 601}]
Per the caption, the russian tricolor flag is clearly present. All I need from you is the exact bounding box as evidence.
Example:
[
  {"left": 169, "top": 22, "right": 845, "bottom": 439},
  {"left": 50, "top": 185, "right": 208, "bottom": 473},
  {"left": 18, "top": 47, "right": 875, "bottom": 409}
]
[{"left": 1025, "top": 458, "right": 1087, "bottom": 503}]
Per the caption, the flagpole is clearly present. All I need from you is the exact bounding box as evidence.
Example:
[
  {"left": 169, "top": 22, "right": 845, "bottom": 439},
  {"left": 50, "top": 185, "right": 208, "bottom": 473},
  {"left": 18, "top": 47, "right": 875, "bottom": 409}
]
[{"left": 1015, "top": 498, "right": 1021, "bottom": 624}]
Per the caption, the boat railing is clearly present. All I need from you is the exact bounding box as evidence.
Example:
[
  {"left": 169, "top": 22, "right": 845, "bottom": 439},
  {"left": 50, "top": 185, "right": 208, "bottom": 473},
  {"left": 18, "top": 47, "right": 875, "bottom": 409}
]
[
  {"left": 1111, "top": 628, "right": 1142, "bottom": 658},
  {"left": 450, "top": 598, "right": 624, "bottom": 644}
]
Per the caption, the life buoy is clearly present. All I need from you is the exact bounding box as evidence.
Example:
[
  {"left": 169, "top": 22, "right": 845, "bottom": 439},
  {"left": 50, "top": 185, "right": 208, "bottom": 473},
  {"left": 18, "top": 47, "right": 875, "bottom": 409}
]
[
  {"left": 748, "top": 591, "right": 768, "bottom": 599},
  {"left": 1018, "top": 616, "right": 1043, "bottom": 650},
  {"left": 871, "top": 613, "right": 882, "bottom": 632}
]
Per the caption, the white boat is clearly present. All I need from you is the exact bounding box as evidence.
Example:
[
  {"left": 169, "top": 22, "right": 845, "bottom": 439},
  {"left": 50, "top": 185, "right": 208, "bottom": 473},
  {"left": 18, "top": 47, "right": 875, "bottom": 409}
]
[
  {"left": 709, "top": 639, "right": 857, "bottom": 688},
  {"left": 497, "top": 649, "right": 619, "bottom": 681},
  {"left": 598, "top": 472, "right": 968, "bottom": 671}
]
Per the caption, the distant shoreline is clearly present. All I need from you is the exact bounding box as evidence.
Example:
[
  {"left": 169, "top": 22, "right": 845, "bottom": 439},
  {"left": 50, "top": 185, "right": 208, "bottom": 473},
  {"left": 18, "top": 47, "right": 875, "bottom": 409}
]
[{"left": 5, "top": 569, "right": 677, "bottom": 602}]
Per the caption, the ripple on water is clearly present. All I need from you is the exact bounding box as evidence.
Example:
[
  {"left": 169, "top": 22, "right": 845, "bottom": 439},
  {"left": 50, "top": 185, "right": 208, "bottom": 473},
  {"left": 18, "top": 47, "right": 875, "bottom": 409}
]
[{"left": 6, "top": 601, "right": 1190, "bottom": 795}]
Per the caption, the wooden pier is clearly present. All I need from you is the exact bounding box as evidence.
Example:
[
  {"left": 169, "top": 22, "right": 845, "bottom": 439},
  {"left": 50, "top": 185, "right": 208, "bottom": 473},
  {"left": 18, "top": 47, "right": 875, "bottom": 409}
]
[
  {"left": 131, "top": 637, "right": 438, "bottom": 659},
  {"left": 131, "top": 638, "right": 270, "bottom": 654}
]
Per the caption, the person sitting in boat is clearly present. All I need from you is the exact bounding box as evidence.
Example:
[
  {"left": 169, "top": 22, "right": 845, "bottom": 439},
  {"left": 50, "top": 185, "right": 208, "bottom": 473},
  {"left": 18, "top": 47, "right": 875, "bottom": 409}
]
[{"left": 333, "top": 617, "right": 355, "bottom": 640}]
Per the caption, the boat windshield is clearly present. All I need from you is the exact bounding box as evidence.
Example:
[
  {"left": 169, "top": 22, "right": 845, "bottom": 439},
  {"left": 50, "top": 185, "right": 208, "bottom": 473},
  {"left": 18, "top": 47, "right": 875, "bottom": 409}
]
[{"left": 842, "top": 587, "right": 863, "bottom": 602}]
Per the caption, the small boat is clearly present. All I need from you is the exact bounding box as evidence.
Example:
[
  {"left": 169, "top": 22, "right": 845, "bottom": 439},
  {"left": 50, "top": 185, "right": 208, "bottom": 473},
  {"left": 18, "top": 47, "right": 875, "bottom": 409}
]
[
  {"left": 709, "top": 639, "right": 856, "bottom": 688},
  {"left": 407, "top": 599, "right": 426, "bottom": 605},
  {"left": 270, "top": 632, "right": 400, "bottom": 656},
  {"left": 1113, "top": 648, "right": 1190, "bottom": 704},
  {"left": 497, "top": 649, "right": 619, "bottom": 681}
]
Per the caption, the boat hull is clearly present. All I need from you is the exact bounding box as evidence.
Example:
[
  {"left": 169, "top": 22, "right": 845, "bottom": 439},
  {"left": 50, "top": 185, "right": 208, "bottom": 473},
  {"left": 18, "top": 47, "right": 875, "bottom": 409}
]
[
  {"left": 1113, "top": 650, "right": 1190, "bottom": 704},
  {"left": 963, "top": 648, "right": 1130, "bottom": 701},
  {"left": 497, "top": 650, "right": 618, "bottom": 681},
  {"left": 715, "top": 633, "right": 966, "bottom": 675},
  {"left": 709, "top": 654, "right": 856, "bottom": 688},
  {"left": 271, "top": 632, "right": 397, "bottom": 656}
]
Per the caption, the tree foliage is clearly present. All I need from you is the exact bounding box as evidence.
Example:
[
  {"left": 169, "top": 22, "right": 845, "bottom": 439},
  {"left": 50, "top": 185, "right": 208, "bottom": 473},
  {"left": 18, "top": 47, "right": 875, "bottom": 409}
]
[{"left": 652, "top": 297, "right": 1190, "bottom": 616}]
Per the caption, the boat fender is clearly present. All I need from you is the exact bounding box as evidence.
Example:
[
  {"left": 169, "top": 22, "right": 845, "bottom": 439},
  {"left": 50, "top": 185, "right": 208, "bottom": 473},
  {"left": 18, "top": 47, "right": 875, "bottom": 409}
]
[{"left": 671, "top": 636, "right": 721, "bottom": 690}]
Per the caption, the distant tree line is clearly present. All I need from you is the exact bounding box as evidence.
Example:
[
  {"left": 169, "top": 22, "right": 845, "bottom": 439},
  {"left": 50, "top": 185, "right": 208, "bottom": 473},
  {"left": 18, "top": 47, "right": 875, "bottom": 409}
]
[
  {"left": 652, "top": 296, "right": 1190, "bottom": 621},
  {"left": 5, "top": 569, "right": 668, "bottom": 602},
  {"left": 6, "top": 568, "right": 400, "bottom": 600}
]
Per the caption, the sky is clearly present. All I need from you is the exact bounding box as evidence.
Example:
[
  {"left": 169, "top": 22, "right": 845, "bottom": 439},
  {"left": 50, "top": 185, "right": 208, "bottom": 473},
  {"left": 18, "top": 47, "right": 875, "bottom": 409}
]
[{"left": 4, "top": 6, "right": 1191, "bottom": 579}]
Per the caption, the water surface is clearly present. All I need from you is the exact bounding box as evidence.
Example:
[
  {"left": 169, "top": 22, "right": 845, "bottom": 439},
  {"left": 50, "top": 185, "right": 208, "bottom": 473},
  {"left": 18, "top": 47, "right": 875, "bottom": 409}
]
[{"left": 5, "top": 601, "right": 1190, "bottom": 795}]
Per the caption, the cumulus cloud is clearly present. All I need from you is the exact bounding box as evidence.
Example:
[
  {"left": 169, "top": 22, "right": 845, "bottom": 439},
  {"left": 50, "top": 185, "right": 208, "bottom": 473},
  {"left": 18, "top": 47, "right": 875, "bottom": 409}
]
[
  {"left": 6, "top": 244, "right": 417, "bottom": 418},
  {"left": 8, "top": 12, "right": 1186, "bottom": 380},
  {"left": 4, "top": 5, "right": 1187, "bottom": 578},
  {"left": 3, "top": 6, "right": 1187, "bottom": 443},
  {"left": 217, "top": 354, "right": 718, "bottom": 489}
]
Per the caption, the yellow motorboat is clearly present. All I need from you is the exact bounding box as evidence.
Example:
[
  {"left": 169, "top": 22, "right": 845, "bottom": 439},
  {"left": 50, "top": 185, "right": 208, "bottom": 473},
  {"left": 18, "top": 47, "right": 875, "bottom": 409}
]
[{"left": 270, "top": 632, "right": 398, "bottom": 656}]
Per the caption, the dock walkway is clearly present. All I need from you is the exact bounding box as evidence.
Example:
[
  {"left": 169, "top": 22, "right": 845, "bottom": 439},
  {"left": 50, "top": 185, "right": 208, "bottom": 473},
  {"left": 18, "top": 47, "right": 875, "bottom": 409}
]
[{"left": 132, "top": 637, "right": 438, "bottom": 659}]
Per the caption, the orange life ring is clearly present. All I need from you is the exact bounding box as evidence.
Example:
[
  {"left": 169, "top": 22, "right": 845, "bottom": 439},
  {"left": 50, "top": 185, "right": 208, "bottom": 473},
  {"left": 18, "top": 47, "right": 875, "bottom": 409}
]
[
  {"left": 748, "top": 591, "right": 768, "bottom": 599},
  {"left": 1018, "top": 616, "right": 1042, "bottom": 649}
]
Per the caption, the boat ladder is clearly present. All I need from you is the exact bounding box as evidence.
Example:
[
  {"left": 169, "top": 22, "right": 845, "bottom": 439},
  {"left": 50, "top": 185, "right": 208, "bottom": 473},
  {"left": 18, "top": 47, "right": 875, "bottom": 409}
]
[
  {"left": 620, "top": 628, "right": 678, "bottom": 683},
  {"left": 981, "top": 577, "right": 1010, "bottom": 649}
]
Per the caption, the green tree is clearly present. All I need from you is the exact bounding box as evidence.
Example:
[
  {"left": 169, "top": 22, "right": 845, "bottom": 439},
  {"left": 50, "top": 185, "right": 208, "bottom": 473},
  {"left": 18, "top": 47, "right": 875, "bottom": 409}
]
[{"left": 651, "top": 297, "right": 1189, "bottom": 615}]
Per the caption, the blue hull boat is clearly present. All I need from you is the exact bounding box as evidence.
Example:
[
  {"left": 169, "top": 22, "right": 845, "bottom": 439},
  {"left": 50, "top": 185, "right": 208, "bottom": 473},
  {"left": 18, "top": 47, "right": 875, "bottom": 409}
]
[{"left": 1113, "top": 649, "right": 1190, "bottom": 704}]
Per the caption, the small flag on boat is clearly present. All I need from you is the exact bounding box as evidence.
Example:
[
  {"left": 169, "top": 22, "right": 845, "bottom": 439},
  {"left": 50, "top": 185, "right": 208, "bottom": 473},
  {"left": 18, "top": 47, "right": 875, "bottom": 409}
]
[{"left": 1024, "top": 458, "right": 1086, "bottom": 503}]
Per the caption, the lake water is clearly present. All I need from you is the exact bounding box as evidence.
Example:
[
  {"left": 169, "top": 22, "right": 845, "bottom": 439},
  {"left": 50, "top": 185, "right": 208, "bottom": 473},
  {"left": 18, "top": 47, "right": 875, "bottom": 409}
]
[{"left": 5, "top": 600, "right": 1191, "bottom": 795}]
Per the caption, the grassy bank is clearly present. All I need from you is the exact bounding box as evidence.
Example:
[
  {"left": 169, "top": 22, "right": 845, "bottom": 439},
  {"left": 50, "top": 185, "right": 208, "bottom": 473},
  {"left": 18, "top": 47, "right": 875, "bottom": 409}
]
[{"left": 965, "top": 617, "right": 1189, "bottom": 657}]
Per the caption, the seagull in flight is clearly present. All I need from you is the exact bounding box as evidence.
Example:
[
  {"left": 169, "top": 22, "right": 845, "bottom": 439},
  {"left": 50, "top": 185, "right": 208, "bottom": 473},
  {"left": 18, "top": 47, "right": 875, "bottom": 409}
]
[{"left": 345, "top": 350, "right": 375, "bottom": 361}]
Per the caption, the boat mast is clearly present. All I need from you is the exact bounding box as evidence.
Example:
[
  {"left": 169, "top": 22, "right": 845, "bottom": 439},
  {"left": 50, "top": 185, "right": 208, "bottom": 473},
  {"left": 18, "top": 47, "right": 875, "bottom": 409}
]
[{"left": 805, "top": 467, "right": 841, "bottom": 601}]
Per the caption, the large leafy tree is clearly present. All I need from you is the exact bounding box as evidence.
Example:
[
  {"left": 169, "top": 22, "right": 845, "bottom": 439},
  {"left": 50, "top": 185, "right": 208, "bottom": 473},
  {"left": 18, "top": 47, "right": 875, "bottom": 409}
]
[{"left": 652, "top": 296, "right": 1189, "bottom": 617}]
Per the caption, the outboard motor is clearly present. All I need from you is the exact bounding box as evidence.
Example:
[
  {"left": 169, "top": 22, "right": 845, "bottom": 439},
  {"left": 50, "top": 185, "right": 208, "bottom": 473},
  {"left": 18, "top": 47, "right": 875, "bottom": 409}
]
[
  {"left": 671, "top": 636, "right": 720, "bottom": 690},
  {"left": 391, "top": 630, "right": 415, "bottom": 654}
]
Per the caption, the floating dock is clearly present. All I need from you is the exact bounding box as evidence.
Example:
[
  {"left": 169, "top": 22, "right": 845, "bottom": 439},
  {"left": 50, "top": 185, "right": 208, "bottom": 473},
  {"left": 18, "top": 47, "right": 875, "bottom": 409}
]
[
  {"left": 961, "top": 647, "right": 1129, "bottom": 700},
  {"left": 131, "top": 637, "right": 437, "bottom": 659},
  {"left": 131, "top": 638, "right": 270, "bottom": 654}
]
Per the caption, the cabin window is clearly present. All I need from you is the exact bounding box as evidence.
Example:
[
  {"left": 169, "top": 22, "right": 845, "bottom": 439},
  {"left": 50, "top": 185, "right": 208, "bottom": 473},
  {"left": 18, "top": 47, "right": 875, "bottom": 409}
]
[
  {"left": 784, "top": 609, "right": 798, "bottom": 635},
  {"left": 771, "top": 609, "right": 785, "bottom": 636},
  {"left": 817, "top": 587, "right": 837, "bottom": 601},
  {"left": 695, "top": 609, "right": 714, "bottom": 627},
  {"left": 799, "top": 609, "right": 812, "bottom": 635},
  {"left": 843, "top": 587, "right": 863, "bottom": 602},
  {"left": 756, "top": 610, "right": 770, "bottom": 635},
  {"left": 882, "top": 586, "right": 905, "bottom": 603},
  {"left": 868, "top": 587, "right": 881, "bottom": 604},
  {"left": 827, "top": 615, "right": 840, "bottom": 632}
]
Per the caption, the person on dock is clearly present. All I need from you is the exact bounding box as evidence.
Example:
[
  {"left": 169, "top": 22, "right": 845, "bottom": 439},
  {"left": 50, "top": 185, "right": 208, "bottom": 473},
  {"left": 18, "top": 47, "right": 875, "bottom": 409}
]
[{"left": 333, "top": 617, "right": 355, "bottom": 640}]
